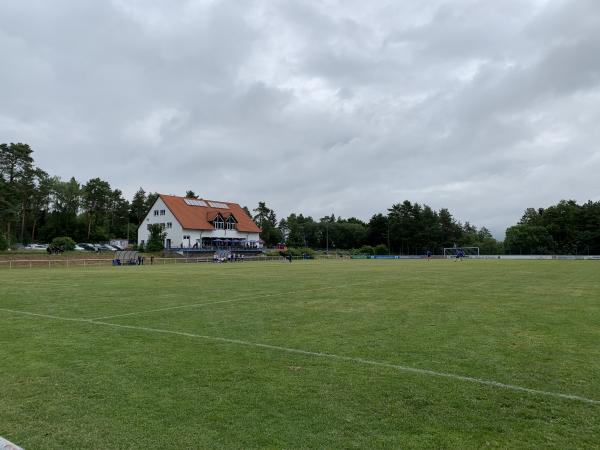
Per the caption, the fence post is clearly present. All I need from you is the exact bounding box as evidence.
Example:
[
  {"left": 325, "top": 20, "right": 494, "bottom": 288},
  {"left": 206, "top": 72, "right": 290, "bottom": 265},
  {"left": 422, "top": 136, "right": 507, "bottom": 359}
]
[
  {"left": 30, "top": 262, "right": 32, "bottom": 269},
  {"left": 9, "top": 261, "right": 12, "bottom": 269},
  {"left": 84, "top": 260, "right": 86, "bottom": 267}
]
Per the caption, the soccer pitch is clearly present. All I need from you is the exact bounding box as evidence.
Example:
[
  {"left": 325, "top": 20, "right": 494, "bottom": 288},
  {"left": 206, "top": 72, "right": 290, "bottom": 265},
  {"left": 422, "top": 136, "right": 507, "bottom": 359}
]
[{"left": 1, "top": 259, "right": 599, "bottom": 449}]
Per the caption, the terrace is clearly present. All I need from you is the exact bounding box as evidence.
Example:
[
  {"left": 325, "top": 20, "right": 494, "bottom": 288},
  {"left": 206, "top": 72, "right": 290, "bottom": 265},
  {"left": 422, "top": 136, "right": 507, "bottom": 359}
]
[{"left": 169, "top": 238, "right": 264, "bottom": 254}]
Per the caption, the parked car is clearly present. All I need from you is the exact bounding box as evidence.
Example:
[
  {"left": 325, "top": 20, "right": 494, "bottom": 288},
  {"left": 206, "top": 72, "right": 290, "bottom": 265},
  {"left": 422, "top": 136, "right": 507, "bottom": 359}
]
[
  {"left": 25, "top": 243, "right": 48, "bottom": 250},
  {"left": 73, "top": 245, "right": 85, "bottom": 251},
  {"left": 99, "top": 244, "right": 117, "bottom": 251},
  {"left": 78, "top": 243, "right": 96, "bottom": 251}
]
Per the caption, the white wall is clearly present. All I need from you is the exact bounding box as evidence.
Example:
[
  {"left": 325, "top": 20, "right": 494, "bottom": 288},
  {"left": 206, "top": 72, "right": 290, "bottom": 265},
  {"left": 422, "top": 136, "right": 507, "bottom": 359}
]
[{"left": 137, "top": 197, "right": 183, "bottom": 247}]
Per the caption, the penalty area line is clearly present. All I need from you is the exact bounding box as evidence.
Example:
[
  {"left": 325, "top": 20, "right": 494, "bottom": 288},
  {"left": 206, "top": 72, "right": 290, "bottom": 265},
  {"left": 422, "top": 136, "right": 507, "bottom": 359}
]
[
  {"left": 87, "top": 281, "right": 380, "bottom": 321},
  {"left": 1, "top": 307, "right": 599, "bottom": 406}
]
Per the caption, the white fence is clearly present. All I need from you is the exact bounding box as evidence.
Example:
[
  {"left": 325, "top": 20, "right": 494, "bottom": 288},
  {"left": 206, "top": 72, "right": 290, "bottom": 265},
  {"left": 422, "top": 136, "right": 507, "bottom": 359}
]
[
  {"left": 467, "top": 255, "right": 600, "bottom": 260},
  {"left": 1, "top": 254, "right": 599, "bottom": 270},
  {"left": 0, "top": 255, "right": 317, "bottom": 270}
]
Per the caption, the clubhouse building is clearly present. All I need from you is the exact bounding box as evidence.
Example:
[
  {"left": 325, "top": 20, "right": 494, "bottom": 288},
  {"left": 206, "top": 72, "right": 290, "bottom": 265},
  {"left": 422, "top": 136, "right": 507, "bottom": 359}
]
[{"left": 138, "top": 194, "right": 262, "bottom": 253}]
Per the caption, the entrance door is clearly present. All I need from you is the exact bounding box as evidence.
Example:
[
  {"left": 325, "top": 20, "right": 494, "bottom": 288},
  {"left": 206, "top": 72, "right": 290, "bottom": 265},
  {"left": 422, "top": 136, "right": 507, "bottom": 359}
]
[{"left": 166, "top": 239, "right": 171, "bottom": 249}]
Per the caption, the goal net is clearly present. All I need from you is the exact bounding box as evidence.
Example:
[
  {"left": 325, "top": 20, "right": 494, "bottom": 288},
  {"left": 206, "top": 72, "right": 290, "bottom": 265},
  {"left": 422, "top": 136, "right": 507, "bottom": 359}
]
[{"left": 443, "top": 247, "right": 480, "bottom": 258}]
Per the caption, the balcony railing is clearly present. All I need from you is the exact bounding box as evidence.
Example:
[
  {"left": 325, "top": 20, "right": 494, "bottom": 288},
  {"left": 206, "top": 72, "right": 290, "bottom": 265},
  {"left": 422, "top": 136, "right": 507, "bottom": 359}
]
[{"left": 170, "top": 245, "right": 263, "bottom": 252}]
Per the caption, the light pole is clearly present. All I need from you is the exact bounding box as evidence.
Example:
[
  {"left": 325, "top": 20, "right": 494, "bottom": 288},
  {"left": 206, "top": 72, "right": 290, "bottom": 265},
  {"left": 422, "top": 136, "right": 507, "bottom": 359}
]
[{"left": 387, "top": 218, "right": 391, "bottom": 255}]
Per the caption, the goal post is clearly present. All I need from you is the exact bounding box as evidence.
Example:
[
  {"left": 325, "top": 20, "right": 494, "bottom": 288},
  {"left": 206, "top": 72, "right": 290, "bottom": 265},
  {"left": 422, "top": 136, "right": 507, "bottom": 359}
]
[{"left": 443, "top": 247, "right": 480, "bottom": 258}]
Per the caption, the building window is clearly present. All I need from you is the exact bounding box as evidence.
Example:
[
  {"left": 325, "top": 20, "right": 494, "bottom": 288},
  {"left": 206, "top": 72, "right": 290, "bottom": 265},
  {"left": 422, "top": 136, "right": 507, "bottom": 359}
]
[
  {"left": 160, "top": 223, "right": 165, "bottom": 229},
  {"left": 147, "top": 224, "right": 152, "bottom": 230},
  {"left": 160, "top": 210, "right": 166, "bottom": 216},
  {"left": 214, "top": 217, "right": 224, "bottom": 229},
  {"left": 226, "top": 216, "right": 237, "bottom": 230},
  {"left": 166, "top": 222, "right": 172, "bottom": 229},
  {"left": 183, "top": 235, "right": 190, "bottom": 240},
  {"left": 154, "top": 210, "right": 159, "bottom": 216}
]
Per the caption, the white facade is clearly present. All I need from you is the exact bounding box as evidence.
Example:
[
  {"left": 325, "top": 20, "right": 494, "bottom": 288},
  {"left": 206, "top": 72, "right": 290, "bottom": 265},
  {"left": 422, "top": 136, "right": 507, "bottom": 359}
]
[
  {"left": 138, "top": 197, "right": 261, "bottom": 249},
  {"left": 137, "top": 197, "right": 183, "bottom": 248}
]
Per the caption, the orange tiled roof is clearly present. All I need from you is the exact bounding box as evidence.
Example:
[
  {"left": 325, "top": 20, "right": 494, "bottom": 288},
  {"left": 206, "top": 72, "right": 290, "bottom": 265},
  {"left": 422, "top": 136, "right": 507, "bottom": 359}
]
[
  {"left": 207, "top": 211, "right": 234, "bottom": 221},
  {"left": 159, "top": 194, "right": 261, "bottom": 233}
]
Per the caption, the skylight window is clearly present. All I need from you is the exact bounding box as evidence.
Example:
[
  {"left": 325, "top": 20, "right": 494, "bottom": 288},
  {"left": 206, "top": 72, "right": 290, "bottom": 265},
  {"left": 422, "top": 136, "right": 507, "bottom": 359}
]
[
  {"left": 208, "top": 201, "right": 228, "bottom": 209},
  {"left": 184, "top": 199, "right": 207, "bottom": 207}
]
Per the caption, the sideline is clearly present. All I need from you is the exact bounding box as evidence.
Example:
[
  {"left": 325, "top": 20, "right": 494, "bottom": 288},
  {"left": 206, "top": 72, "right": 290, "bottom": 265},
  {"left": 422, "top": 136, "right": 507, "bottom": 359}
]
[
  {"left": 1, "top": 306, "right": 598, "bottom": 406},
  {"left": 0, "top": 436, "right": 24, "bottom": 450}
]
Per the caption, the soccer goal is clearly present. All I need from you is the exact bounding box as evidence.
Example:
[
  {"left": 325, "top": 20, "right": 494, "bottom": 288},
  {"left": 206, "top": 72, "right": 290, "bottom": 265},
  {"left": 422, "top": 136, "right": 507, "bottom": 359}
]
[{"left": 443, "top": 247, "right": 480, "bottom": 258}]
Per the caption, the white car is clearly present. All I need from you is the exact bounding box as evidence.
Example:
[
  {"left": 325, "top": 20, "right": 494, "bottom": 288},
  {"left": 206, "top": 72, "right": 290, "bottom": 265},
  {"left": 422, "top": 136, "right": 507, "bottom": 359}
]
[
  {"left": 73, "top": 245, "right": 85, "bottom": 251},
  {"left": 25, "top": 244, "right": 48, "bottom": 250}
]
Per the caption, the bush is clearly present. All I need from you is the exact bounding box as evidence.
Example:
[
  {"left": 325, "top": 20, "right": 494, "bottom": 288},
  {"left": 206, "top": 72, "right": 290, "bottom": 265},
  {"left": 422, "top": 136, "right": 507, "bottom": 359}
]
[
  {"left": 287, "top": 247, "right": 316, "bottom": 257},
  {"left": 0, "top": 233, "right": 7, "bottom": 251},
  {"left": 51, "top": 236, "right": 76, "bottom": 251},
  {"left": 355, "top": 245, "right": 375, "bottom": 255},
  {"left": 146, "top": 241, "right": 163, "bottom": 252},
  {"left": 146, "top": 224, "right": 166, "bottom": 252},
  {"left": 374, "top": 244, "right": 389, "bottom": 255},
  {"left": 136, "top": 242, "right": 144, "bottom": 252}
]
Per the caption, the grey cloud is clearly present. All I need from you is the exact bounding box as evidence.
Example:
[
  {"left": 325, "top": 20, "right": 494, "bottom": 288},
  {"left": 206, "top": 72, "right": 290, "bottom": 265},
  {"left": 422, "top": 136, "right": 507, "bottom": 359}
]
[{"left": 1, "top": 0, "right": 599, "bottom": 238}]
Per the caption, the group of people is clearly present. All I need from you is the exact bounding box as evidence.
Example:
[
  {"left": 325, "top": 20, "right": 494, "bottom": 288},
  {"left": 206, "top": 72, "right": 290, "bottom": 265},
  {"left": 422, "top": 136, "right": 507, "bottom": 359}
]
[
  {"left": 212, "top": 253, "right": 245, "bottom": 263},
  {"left": 112, "top": 255, "right": 154, "bottom": 266},
  {"left": 183, "top": 241, "right": 261, "bottom": 250},
  {"left": 46, "top": 246, "right": 64, "bottom": 255},
  {"left": 454, "top": 249, "right": 466, "bottom": 261},
  {"left": 424, "top": 249, "right": 466, "bottom": 260}
]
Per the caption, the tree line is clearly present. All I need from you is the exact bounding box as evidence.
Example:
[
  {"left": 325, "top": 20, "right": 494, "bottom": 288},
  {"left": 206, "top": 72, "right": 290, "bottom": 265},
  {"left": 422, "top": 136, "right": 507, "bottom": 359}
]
[
  {"left": 260, "top": 199, "right": 599, "bottom": 256},
  {"left": 253, "top": 200, "right": 501, "bottom": 254},
  {"left": 0, "top": 142, "right": 158, "bottom": 249},
  {"left": 505, "top": 201, "right": 600, "bottom": 255},
  {"left": 1, "top": 142, "right": 598, "bottom": 254}
]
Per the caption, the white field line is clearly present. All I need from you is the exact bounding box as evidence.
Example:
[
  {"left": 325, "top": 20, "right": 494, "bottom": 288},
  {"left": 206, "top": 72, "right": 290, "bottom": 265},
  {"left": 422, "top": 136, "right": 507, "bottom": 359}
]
[
  {"left": 0, "top": 308, "right": 87, "bottom": 322},
  {"left": 1, "top": 307, "right": 599, "bottom": 406},
  {"left": 88, "top": 281, "right": 377, "bottom": 321}
]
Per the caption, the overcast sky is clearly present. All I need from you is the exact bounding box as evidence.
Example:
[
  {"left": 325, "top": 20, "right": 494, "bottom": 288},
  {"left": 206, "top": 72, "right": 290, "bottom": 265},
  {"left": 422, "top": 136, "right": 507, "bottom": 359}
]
[{"left": 2, "top": 0, "right": 599, "bottom": 237}]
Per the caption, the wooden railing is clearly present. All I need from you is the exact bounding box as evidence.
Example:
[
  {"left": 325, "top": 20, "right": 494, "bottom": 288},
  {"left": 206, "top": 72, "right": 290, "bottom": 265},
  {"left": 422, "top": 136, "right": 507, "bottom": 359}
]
[{"left": 0, "top": 255, "right": 316, "bottom": 270}]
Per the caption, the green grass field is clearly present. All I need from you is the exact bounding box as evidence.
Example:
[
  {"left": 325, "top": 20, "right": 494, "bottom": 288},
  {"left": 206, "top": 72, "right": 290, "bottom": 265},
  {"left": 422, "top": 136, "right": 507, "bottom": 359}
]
[{"left": 1, "top": 259, "right": 599, "bottom": 449}]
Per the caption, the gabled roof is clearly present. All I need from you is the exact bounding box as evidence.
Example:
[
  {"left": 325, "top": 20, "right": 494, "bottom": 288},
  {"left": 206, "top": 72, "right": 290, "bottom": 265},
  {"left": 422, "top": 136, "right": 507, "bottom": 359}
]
[
  {"left": 207, "top": 211, "right": 234, "bottom": 221},
  {"left": 159, "top": 194, "right": 261, "bottom": 233}
]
